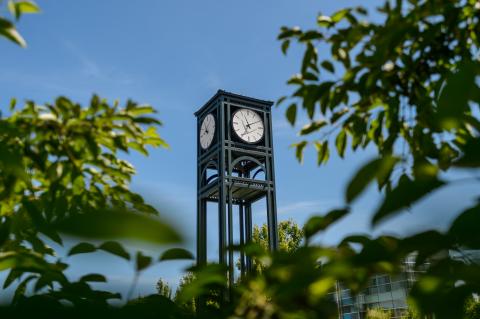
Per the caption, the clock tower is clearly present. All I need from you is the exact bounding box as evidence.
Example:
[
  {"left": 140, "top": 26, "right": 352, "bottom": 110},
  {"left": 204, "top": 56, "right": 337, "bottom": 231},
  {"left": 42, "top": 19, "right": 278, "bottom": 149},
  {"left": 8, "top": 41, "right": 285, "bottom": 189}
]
[{"left": 195, "top": 90, "right": 278, "bottom": 288}]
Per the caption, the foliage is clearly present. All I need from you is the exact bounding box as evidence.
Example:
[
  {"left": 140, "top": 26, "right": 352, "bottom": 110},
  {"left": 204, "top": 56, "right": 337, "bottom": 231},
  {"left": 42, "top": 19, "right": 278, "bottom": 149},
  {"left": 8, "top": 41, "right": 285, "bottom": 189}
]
[
  {"left": 366, "top": 308, "right": 391, "bottom": 319},
  {"left": 274, "top": 0, "right": 480, "bottom": 318},
  {"left": 0, "top": 94, "right": 179, "bottom": 306},
  {"left": 466, "top": 298, "right": 480, "bottom": 319}
]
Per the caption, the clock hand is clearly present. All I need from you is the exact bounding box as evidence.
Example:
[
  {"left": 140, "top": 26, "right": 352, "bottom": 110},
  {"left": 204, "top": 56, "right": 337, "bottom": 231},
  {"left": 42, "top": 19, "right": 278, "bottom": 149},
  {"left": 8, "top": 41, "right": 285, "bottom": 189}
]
[{"left": 241, "top": 113, "right": 251, "bottom": 127}]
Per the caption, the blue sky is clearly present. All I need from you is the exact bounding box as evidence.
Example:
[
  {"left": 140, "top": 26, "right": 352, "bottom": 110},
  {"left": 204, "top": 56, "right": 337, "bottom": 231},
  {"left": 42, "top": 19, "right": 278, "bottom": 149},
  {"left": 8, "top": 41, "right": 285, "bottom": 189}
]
[{"left": 1, "top": 0, "right": 478, "bottom": 302}]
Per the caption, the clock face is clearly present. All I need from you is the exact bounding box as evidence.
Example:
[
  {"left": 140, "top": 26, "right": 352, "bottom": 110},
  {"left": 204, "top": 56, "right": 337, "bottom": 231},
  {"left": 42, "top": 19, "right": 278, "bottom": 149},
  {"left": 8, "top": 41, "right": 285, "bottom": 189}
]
[
  {"left": 232, "top": 108, "right": 264, "bottom": 144},
  {"left": 200, "top": 114, "right": 215, "bottom": 150}
]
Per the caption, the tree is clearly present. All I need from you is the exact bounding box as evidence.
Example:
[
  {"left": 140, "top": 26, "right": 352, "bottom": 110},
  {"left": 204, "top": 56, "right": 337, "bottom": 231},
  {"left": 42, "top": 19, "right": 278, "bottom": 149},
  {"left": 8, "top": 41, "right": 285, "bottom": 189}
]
[
  {"left": 174, "top": 272, "right": 196, "bottom": 313},
  {"left": 466, "top": 298, "right": 480, "bottom": 319},
  {"left": 366, "top": 308, "right": 391, "bottom": 319},
  {"left": 156, "top": 279, "right": 173, "bottom": 299},
  {"left": 274, "top": 0, "right": 480, "bottom": 318},
  {"left": 237, "top": 219, "right": 304, "bottom": 272}
]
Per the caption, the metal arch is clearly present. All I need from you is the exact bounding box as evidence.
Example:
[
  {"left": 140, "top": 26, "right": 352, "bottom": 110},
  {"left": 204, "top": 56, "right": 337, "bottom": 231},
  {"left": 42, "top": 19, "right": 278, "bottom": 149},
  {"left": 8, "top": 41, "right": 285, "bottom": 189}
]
[
  {"left": 251, "top": 167, "right": 265, "bottom": 180},
  {"left": 231, "top": 156, "right": 265, "bottom": 173},
  {"left": 206, "top": 174, "right": 219, "bottom": 184},
  {"left": 201, "top": 160, "right": 219, "bottom": 186}
]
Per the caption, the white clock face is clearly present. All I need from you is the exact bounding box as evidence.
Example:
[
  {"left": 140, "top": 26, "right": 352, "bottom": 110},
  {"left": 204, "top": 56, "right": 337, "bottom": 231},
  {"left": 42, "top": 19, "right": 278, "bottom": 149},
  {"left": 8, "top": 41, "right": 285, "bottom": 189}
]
[
  {"left": 200, "top": 114, "right": 215, "bottom": 150},
  {"left": 232, "top": 109, "right": 264, "bottom": 144}
]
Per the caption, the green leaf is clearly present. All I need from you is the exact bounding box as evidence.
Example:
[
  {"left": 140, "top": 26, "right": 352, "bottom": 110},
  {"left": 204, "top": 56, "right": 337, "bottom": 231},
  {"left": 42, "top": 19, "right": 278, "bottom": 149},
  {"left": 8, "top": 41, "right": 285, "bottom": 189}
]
[
  {"left": 55, "top": 209, "right": 182, "bottom": 245},
  {"left": 135, "top": 251, "right": 153, "bottom": 272},
  {"left": 437, "top": 61, "right": 480, "bottom": 129},
  {"left": 3, "top": 269, "right": 22, "bottom": 289},
  {"left": 372, "top": 177, "right": 446, "bottom": 226},
  {"left": 286, "top": 103, "right": 297, "bottom": 126},
  {"left": 80, "top": 274, "right": 107, "bottom": 283},
  {"left": 331, "top": 9, "right": 350, "bottom": 23},
  {"left": 0, "top": 251, "right": 50, "bottom": 272},
  {"left": 449, "top": 204, "right": 480, "bottom": 248},
  {"left": 454, "top": 138, "right": 480, "bottom": 168},
  {"left": 292, "top": 141, "right": 308, "bottom": 164},
  {"left": 68, "top": 242, "right": 96, "bottom": 256},
  {"left": 346, "top": 156, "right": 399, "bottom": 203},
  {"left": 281, "top": 40, "right": 290, "bottom": 55},
  {"left": 98, "top": 241, "right": 130, "bottom": 260},
  {"left": 314, "top": 141, "right": 329, "bottom": 165},
  {"left": 8, "top": 1, "right": 40, "bottom": 20},
  {"left": 304, "top": 208, "right": 349, "bottom": 239},
  {"left": 0, "top": 17, "right": 26, "bottom": 47},
  {"left": 159, "top": 248, "right": 194, "bottom": 261},
  {"left": 320, "top": 60, "right": 335, "bottom": 73},
  {"left": 335, "top": 130, "right": 347, "bottom": 158},
  {"left": 317, "top": 15, "right": 332, "bottom": 28},
  {"left": 299, "top": 120, "right": 326, "bottom": 135},
  {"left": 9, "top": 98, "right": 17, "bottom": 111}
]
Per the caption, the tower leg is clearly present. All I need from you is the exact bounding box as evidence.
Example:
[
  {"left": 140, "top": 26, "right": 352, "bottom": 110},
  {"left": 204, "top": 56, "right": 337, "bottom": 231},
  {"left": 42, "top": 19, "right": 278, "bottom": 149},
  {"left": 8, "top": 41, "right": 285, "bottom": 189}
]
[
  {"left": 239, "top": 202, "right": 245, "bottom": 278},
  {"left": 227, "top": 186, "right": 234, "bottom": 292},
  {"left": 266, "top": 190, "right": 278, "bottom": 251},
  {"left": 245, "top": 202, "right": 253, "bottom": 273},
  {"left": 197, "top": 199, "right": 207, "bottom": 266}
]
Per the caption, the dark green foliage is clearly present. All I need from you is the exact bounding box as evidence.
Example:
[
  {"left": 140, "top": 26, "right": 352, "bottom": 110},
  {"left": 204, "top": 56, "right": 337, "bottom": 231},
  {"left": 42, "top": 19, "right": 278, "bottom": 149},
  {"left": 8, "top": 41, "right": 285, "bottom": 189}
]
[{"left": 276, "top": 0, "right": 480, "bottom": 317}]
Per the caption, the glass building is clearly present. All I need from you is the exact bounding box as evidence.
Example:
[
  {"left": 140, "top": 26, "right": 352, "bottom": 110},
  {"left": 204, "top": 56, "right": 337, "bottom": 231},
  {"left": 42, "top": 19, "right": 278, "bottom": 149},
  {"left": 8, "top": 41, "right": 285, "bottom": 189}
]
[
  {"left": 334, "top": 250, "right": 480, "bottom": 319},
  {"left": 334, "top": 255, "right": 426, "bottom": 319}
]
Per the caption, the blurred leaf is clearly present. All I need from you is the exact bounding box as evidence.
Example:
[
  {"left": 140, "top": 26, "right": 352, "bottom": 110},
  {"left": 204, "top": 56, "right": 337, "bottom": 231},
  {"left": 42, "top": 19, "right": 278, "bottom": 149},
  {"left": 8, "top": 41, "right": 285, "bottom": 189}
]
[
  {"left": 299, "top": 120, "right": 327, "bottom": 135},
  {"left": 292, "top": 141, "right": 308, "bottom": 164},
  {"left": 159, "top": 248, "right": 194, "bottom": 262},
  {"left": 321, "top": 60, "right": 335, "bottom": 73},
  {"left": 335, "top": 130, "right": 347, "bottom": 158},
  {"left": 0, "top": 251, "right": 50, "bottom": 272},
  {"left": 0, "top": 17, "right": 26, "bottom": 47},
  {"left": 304, "top": 208, "right": 349, "bottom": 240},
  {"left": 135, "top": 251, "right": 153, "bottom": 272},
  {"left": 372, "top": 176, "right": 445, "bottom": 225},
  {"left": 314, "top": 140, "right": 330, "bottom": 165},
  {"left": 178, "top": 264, "right": 227, "bottom": 302},
  {"left": 8, "top": 1, "right": 40, "bottom": 20},
  {"left": 55, "top": 209, "right": 182, "bottom": 245},
  {"left": 437, "top": 61, "right": 480, "bottom": 129},
  {"left": 80, "top": 274, "right": 107, "bottom": 283},
  {"left": 68, "top": 242, "right": 96, "bottom": 256},
  {"left": 449, "top": 204, "right": 480, "bottom": 248},
  {"left": 286, "top": 103, "right": 297, "bottom": 126},
  {"left": 331, "top": 9, "right": 350, "bottom": 23},
  {"left": 346, "top": 156, "right": 399, "bottom": 203},
  {"left": 281, "top": 40, "right": 290, "bottom": 55},
  {"left": 454, "top": 138, "right": 480, "bottom": 168},
  {"left": 98, "top": 241, "right": 130, "bottom": 260}
]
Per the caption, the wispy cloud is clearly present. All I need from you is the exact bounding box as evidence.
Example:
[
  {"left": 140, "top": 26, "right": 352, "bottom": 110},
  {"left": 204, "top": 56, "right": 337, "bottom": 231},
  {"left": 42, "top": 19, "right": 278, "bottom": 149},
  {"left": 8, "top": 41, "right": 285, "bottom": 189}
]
[
  {"left": 278, "top": 199, "right": 336, "bottom": 216},
  {"left": 62, "top": 40, "right": 134, "bottom": 85}
]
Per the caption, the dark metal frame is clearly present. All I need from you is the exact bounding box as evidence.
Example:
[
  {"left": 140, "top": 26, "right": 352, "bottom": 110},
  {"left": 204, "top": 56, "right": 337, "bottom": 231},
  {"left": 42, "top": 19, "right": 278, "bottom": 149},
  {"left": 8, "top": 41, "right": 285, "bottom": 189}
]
[{"left": 195, "top": 90, "right": 278, "bottom": 294}]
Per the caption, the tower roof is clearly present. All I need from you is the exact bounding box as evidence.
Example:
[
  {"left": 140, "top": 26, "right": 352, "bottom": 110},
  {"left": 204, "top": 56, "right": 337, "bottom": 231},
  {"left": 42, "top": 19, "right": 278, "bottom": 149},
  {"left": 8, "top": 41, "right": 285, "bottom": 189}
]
[{"left": 194, "top": 90, "right": 274, "bottom": 117}]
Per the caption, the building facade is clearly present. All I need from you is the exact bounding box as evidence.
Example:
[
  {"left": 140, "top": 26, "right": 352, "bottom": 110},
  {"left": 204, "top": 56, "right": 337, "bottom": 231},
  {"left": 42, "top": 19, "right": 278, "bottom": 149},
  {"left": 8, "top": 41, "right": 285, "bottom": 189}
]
[{"left": 334, "top": 250, "right": 480, "bottom": 319}]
